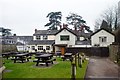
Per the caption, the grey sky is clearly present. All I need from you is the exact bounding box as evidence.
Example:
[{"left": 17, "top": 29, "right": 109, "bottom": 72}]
[{"left": 0, "top": 0, "right": 119, "bottom": 36}]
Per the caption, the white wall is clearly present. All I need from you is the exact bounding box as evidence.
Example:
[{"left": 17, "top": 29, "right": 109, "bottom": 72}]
[
  {"left": 33, "top": 36, "right": 36, "bottom": 40},
  {"left": 73, "top": 45, "right": 91, "bottom": 47},
  {"left": 28, "top": 44, "right": 53, "bottom": 52},
  {"left": 17, "top": 45, "right": 29, "bottom": 52},
  {"left": 55, "top": 29, "right": 77, "bottom": 47},
  {"left": 91, "top": 30, "right": 115, "bottom": 47},
  {"left": 48, "top": 35, "right": 55, "bottom": 40},
  {"left": 55, "top": 46, "right": 61, "bottom": 52}
]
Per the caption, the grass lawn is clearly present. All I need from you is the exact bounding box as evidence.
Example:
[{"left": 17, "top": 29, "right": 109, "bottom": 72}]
[{"left": 3, "top": 57, "right": 88, "bottom": 79}]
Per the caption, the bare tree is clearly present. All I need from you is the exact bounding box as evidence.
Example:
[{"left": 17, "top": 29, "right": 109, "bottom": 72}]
[
  {"left": 94, "top": 19, "right": 102, "bottom": 32},
  {"left": 101, "top": 7, "right": 114, "bottom": 32},
  {"left": 94, "top": 4, "right": 118, "bottom": 32}
]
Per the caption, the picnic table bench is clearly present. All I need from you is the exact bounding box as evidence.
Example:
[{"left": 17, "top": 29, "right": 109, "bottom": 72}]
[
  {"left": 62, "top": 53, "right": 72, "bottom": 61},
  {"left": 11, "top": 53, "right": 31, "bottom": 63},
  {"left": 33, "top": 54, "right": 55, "bottom": 66},
  {"left": 2, "top": 52, "right": 11, "bottom": 59}
]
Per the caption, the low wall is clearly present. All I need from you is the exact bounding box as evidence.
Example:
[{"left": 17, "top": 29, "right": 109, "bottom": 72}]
[
  {"left": 0, "top": 44, "right": 17, "bottom": 53},
  {"left": 109, "top": 44, "right": 119, "bottom": 62}
]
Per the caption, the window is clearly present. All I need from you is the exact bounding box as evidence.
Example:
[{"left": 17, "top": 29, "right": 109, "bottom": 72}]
[
  {"left": 46, "top": 46, "right": 50, "bottom": 50},
  {"left": 36, "top": 36, "right": 41, "bottom": 40},
  {"left": 31, "top": 46, "right": 35, "bottom": 50},
  {"left": 99, "top": 36, "right": 107, "bottom": 43},
  {"left": 38, "top": 46, "right": 43, "bottom": 50},
  {"left": 60, "top": 35, "right": 69, "bottom": 41},
  {"left": 43, "top": 35, "right": 48, "bottom": 40}
]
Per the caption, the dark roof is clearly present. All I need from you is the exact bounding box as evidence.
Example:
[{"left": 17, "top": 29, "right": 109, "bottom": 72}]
[
  {"left": 2, "top": 36, "right": 17, "bottom": 39},
  {"left": 33, "top": 30, "right": 59, "bottom": 35},
  {"left": 33, "top": 28, "right": 92, "bottom": 38},
  {"left": 73, "top": 31, "right": 92, "bottom": 38},
  {"left": 28, "top": 40, "right": 55, "bottom": 45},
  {"left": 91, "top": 28, "right": 115, "bottom": 37},
  {"left": 75, "top": 40, "right": 91, "bottom": 45},
  {"left": 55, "top": 28, "right": 77, "bottom": 36},
  {"left": 17, "top": 36, "right": 33, "bottom": 41},
  {"left": 16, "top": 42, "right": 24, "bottom": 45}
]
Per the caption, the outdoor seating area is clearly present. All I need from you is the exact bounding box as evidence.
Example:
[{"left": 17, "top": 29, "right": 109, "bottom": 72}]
[{"left": 2, "top": 51, "right": 88, "bottom": 79}]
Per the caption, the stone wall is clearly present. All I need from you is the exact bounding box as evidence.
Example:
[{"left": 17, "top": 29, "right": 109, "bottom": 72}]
[
  {"left": 0, "top": 44, "right": 17, "bottom": 53},
  {"left": 109, "top": 44, "right": 119, "bottom": 62}
]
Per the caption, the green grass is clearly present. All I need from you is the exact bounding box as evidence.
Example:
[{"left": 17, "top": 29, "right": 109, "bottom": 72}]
[{"left": 3, "top": 57, "right": 88, "bottom": 79}]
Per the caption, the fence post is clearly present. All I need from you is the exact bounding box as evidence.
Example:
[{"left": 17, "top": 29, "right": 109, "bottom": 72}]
[{"left": 71, "top": 55, "right": 76, "bottom": 80}]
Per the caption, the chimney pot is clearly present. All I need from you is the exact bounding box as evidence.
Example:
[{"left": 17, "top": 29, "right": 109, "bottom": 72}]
[{"left": 35, "top": 29, "right": 37, "bottom": 32}]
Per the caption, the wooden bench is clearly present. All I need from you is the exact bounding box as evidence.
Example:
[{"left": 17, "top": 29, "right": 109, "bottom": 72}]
[
  {"left": 33, "top": 58, "right": 56, "bottom": 66},
  {"left": 11, "top": 58, "right": 26, "bottom": 63},
  {"left": 11, "top": 56, "right": 31, "bottom": 63},
  {"left": 46, "top": 58, "right": 56, "bottom": 64}
]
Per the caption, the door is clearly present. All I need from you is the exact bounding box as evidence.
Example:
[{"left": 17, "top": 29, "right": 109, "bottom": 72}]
[{"left": 61, "top": 47, "right": 65, "bottom": 55}]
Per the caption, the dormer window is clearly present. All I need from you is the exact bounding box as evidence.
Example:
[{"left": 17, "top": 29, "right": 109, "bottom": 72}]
[
  {"left": 80, "top": 37, "right": 85, "bottom": 41},
  {"left": 43, "top": 35, "right": 48, "bottom": 40},
  {"left": 36, "top": 36, "right": 41, "bottom": 40}
]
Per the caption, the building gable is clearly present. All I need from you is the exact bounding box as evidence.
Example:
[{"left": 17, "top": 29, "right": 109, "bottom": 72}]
[
  {"left": 91, "top": 28, "right": 115, "bottom": 47},
  {"left": 55, "top": 28, "right": 77, "bottom": 36},
  {"left": 91, "top": 28, "right": 115, "bottom": 37}
]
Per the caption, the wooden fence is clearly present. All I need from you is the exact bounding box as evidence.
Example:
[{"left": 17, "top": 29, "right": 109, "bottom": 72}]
[{"left": 66, "top": 47, "right": 109, "bottom": 57}]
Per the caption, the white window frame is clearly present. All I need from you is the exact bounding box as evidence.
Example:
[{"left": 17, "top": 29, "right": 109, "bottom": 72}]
[
  {"left": 38, "top": 46, "right": 43, "bottom": 50},
  {"left": 43, "top": 35, "right": 48, "bottom": 40},
  {"left": 46, "top": 46, "right": 50, "bottom": 50},
  {"left": 36, "top": 35, "right": 41, "bottom": 40},
  {"left": 99, "top": 36, "right": 107, "bottom": 43}
]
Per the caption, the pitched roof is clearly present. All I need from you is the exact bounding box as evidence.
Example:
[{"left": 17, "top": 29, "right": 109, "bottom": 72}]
[
  {"left": 33, "top": 30, "right": 59, "bottom": 35},
  {"left": 55, "top": 28, "right": 77, "bottom": 36},
  {"left": 16, "top": 42, "right": 24, "bottom": 45},
  {"left": 33, "top": 28, "right": 92, "bottom": 38},
  {"left": 91, "top": 28, "right": 115, "bottom": 37},
  {"left": 17, "top": 36, "right": 33, "bottom": 41},
  {"left": 28, "top": 40, "right": 55, "bottom": 45},
  {"left": 75, "top": 40, "right": 91, "bottom": 45}
]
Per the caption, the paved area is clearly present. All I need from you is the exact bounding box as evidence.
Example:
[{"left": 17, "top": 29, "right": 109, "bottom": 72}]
[{"left": 85, "top": 57, "right": 120, "bottom": 80}]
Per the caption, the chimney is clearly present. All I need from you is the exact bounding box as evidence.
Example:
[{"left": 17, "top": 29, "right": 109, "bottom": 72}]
[
  {"left": 59, "top": 25, "right": 62, "bottom": 29},
  {"left": 63, "top": 23, "right": 68, "bottom": 28},
  {"left": 35, "top": 29, "right": 37, "bottom": 32}
]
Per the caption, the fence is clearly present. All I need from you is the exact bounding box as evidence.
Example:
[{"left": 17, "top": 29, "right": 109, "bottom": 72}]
[{"left": 66, "top": 47, "right": 109, "bottom": 57}]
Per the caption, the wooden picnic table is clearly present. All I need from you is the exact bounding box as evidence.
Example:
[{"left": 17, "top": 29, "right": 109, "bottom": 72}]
[
  {"left": 2, "top": 52, "right": 11, "bottom": 59},
  {"left": 63, "top": 53, "right": 73, "bottom": 61},
  {"left": 12, "top": 53, "right": 30, "bottom": 63},
  {"left": 34, "top": 54, "right": 54, "bottom": 66},
  {"left": 35, "top": 52, "right": 44, "bottom": 56}
]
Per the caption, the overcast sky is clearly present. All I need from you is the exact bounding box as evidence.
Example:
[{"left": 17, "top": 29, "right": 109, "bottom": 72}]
[{"left": 0, "top": 0, "right": 119, "bottom": 36}]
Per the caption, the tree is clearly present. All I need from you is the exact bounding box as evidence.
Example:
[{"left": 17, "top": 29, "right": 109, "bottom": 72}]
[
  {"left": 0, "top": 27, "right": 11, "bottom": 36},
  {"left": 101, "top": 8, "right": 114, "bottom": 32},
  {"left": 114, "top": 6, "right": 118, "bottom": 30},
  {"left": 94, "top": 4, "right": 118, "bottom": 32},
  {"left": 94, "top": 19, "right": 102, "bottom": 32},
  {"left": 45, "top": 11, "right": 62, "bottom": 30},
  {"left": 100, "top": 20, "right": 109, "bottom": 30},
  {"left": 66, "top": 13, "right": 92, "bottom": 32}
]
